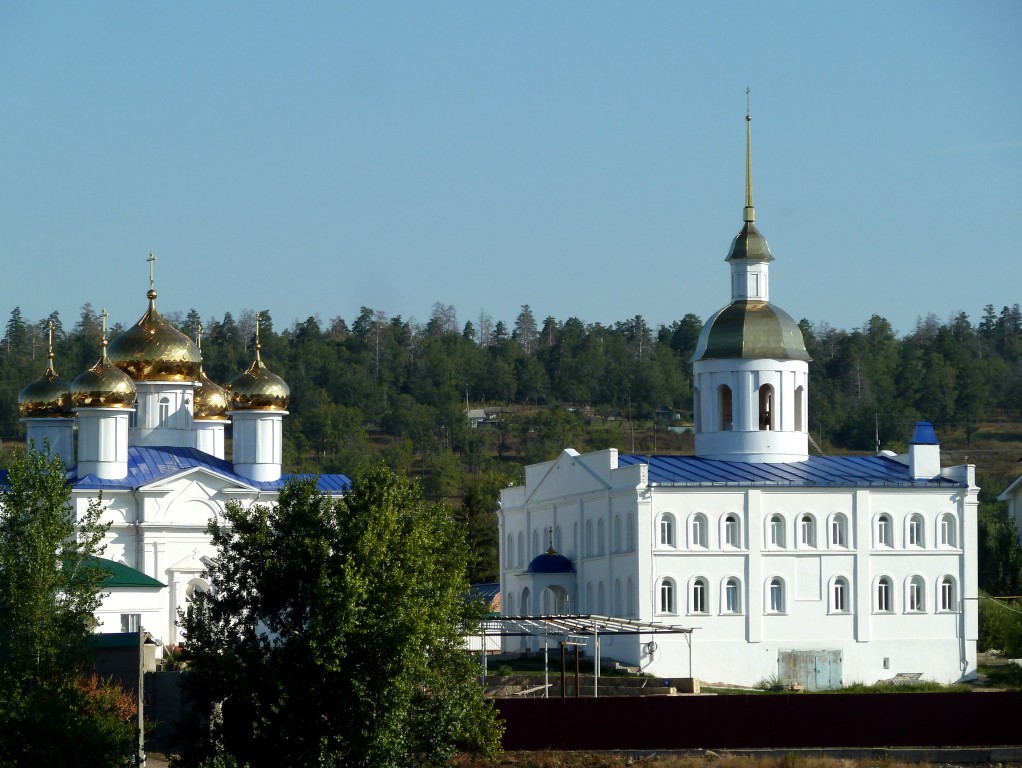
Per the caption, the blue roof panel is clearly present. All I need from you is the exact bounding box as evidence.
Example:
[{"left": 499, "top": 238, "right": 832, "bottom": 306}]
[
  {"left": 38, "top": 445, "right": 351, "bottom": 495},
  {"left": 618, "top": 454, "right": 962, "bottom": 488}
]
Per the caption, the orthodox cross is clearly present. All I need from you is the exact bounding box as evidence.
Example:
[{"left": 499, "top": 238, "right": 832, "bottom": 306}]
[{"left": 148, "top": 252, "right": 157, "bottom": 291}]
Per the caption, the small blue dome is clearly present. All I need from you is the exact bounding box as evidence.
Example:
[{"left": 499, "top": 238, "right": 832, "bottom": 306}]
[
  {"left": 911, "top": 421, "right": 939, "bottom": 445},
  {"left": 527, "top": 552, "right": 575, "bottom": 574}
]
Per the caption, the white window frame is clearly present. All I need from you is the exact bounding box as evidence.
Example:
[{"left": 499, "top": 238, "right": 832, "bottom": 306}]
[
  {"left": 907, "top": 575, "right": 925, "bottom": 613},
  {"left": 690, "top": 577, "right": 708, "bottom": 615},
  {"left": 769, "top": 514, "right": 785, "bottom": 548},
  {"left": 767, "top": 577, "right": 785, "bottom": 614},
  {"left": 830, "top": 513, "right": 848, "bottom": 548},
  {"left": 830, "top": 576, "right": 850, "bottom": 614},
  {"left": 799, "top": 514, "right": 817, "bottom": 548},
  {"left": 876, "top": 576, "right": 893, "bottom": 613},
  {"left": 659, "top": 514, "right": 676, "bottom": 548},
  {"left": 908, "top": 514, "right": 925, "bottom": 548},
  {"left": 940, "top": 514, "right": 957, "bottom": 548},
  {"left": 691, "top": 513, "right": 708, "bottom": 549},
  {"left": 940, "top": 575, "right": 958, "bottom": 612},
  {"left": 723, "top": 577, "right": 742, "bottom": 615},
  {"left": 658, "top": 578, "right": 677, "bottom": 615},
  {"left": 877, "top": 514, "right": 893, "bottom": 548},
  {"left": 724, "top": 514, "right": 740, "bottom": 548}
]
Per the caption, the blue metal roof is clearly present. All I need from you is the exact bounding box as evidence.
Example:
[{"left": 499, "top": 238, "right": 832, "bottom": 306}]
[
  {"left": 618, "top": 453, "right": 962, "bottom": 488},
  {"left": 0, "top": 445, "right": 349, "bottom": 494}
]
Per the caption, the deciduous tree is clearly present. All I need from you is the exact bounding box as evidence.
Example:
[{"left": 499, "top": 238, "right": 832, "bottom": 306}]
[{"left": 178, "top": 468, "right": 502, "bottom": 767}]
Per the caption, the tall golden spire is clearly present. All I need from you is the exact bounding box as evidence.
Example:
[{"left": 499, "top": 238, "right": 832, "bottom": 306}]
[{"left": 744, "top": 86, "right": 755, "bottom": 224}]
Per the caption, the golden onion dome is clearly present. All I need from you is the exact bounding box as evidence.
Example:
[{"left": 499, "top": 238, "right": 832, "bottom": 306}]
[
  {"left": 227, "top": 344, "right": 290, "bottom": 412},
  {"left": 70, "top": 342, "right": 137, "bottom": 409},
  {"left": 107, "top": 289, "right": 201, "bottom": 382},
  {"left": 194, "top": 369, "right": 229, "bottom": 420},
  {"left": 19, "top": 364, "right": 74, "bottom": 418}
]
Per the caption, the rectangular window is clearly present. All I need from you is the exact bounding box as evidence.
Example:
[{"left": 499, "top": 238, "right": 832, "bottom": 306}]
[
  {"left": 725, "top": 581, "right": 740, "bottom": 614},
  {"left": 692, "top": 581, "right": 706, "bottom": 613},
  {"left": 909, "top": 580, "right": 923, "bottom": 612},
  {"left": 877, "top": 581, "right": 891, "bottom": 612},
  {"left": 833, "top": 581, "right": 847, "bottom": 612},
  {"left": 120, "top": 613, "right": 141, "bottom": 633}
]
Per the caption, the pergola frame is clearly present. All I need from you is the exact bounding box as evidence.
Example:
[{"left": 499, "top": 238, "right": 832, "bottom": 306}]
[{"left": 474, "top": 614, "right": 694, "bottom": 698}]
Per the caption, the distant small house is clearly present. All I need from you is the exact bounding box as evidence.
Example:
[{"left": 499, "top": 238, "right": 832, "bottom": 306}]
[{"left": 466, "top": 408, "right": 487, "bottom": 428}]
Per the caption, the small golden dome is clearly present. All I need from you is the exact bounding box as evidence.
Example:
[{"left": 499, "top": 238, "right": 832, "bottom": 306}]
[
  {"left": 19, "top": 365, "right": 74, "bottom": 418},
  {"left": 107, "top": 289, "right": 201, "bottom": 382},
  {"left": 228, "top": 345, "right": 290, "bottom": 412},
  {"left": 194, "top": 369, "right": 229, "bottom": 420},
  {"left": 71, "top": 352, "right": 137, "bottom": 409}
]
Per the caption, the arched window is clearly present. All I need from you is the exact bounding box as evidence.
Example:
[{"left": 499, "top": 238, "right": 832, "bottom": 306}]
[
  {"left": 831, "top": 576, "right": 850, "bottom": 613},
  {"left": 586, "top": 582, "right": 594, "bottom": 612},
  {"left": 626, "top": 514, "right": 635, "bottom": 551},
  {"left": 585, "top": 521, "right": 594, "bottom": 557},
  {"left": 613, "top": 579, "right": 622, "bottom": 615},
  {"left": 769, "top": 514, "right": 785, "bottom": 548},
  {"left": 690, "top": 577, "right": 708, "bottom": 614},
  {"left": 758, "top": 384, "right": 775, "bottom": 431},
  {"left": 613, "top": 515, "right": 621, "bottom": 552},
  {"left": 597, "top": 519, "right": 605, "bottom": 555},
  {"left": 724, "top": 514, "right": 740, "bottom": 548},
  {"left": 532, "top": 529, "right": 540, "bottom": 559},
  {"left": 659, "top": 578, "right": 676, "bottom": 614},
  {"left": 626, "top": 577, "right": 635, "bottom": 616},
  {"left": 691, "top": 513, "right": 708, "bottom": 548},
  {"left": 907, "top": 575, "right": 925, "bottom": 612},
  {"left": 876, "top": 576, "right": 893, "bottom": 613},
  {"left": 506, "top": 534, "right": 513, "bottom": 568},
  {"left": 129, "top": 409, "right": 138, "bottom": 429},
  {"left": 555, "top": 525, "right": 562, "bottom": 552},
  {"left": 158, "top": 396, "right": 171, "bottom": 426},
  {"left": 940, "top": 576, "right": 957, "bottom": 612},
  {"left": 830, "top": 513, "right": 848, "bottom": 548},
  {"left": 517, "top": 532, "right": 525, "bottom": 567},
  {"left": 940, "top": 514, "right": 957, "bottom": 548},
  {"left": 693, "top": 387, "right": 701, "bottom": 432},
  {"left": 597, "top": 582, "right": 606, "bottom": 614},
  {"left": 659, "top": 513, "right": 676, "bottom": 548},
  {"left": 795, "top": 385, "right": 805, "bottom": 432},
  {"left": 723, "top": 577, "right": 742, "bottom": 614},
  {"left": 768, "top": 578, "right": 785, "bottom": 613},
  {"left": 876, "top": 514, "right": 893, "bottom": 548},
  {"left": 521, "top": 587, "right": 531, "bottom": 616},
  {"left": 908, "top": 514, "right": 925, "bottom": 548},
  {"left": 719, "top": 385, "right": 733, "bottom": 431},
  {"left": 799, "top": 514, "right": 817, "bottom": 548}
]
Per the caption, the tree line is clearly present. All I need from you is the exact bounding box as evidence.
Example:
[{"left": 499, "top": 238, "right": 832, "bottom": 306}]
[{"left": 2, "top": 300, "right": 1022, "bottom": 585}]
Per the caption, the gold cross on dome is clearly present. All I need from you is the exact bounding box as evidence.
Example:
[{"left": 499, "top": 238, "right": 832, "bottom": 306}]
[{"left": 148, "top": 252, "right": 157, "bottom": 291}]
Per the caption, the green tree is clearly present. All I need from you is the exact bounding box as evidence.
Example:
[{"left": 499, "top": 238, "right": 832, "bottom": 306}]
[
  {"left": 0, "top": 447, "right": 136, "bottom": 766},
  {"left": 178, "top": 469, "right": 502, "bottom": 768}
]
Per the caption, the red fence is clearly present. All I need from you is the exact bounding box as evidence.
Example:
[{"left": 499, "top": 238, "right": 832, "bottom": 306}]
[{"left": 494, "top": 692, "right": 1022, "bottom": 751}]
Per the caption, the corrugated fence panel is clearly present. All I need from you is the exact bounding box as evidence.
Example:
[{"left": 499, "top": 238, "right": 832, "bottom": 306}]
[{"left": 494, "top": 693, "right": 1022, "bottom": 751}]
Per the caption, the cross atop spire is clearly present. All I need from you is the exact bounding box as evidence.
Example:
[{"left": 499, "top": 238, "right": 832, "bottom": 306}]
[
  {"left": 254, "top": 312, "right": 263, "bottom": 363},
  {"left": 744, "top": 87, "right": 755, "bottom": 224},
  {"left": 148, "top": 252, "right": 157, "bottom": 292}
]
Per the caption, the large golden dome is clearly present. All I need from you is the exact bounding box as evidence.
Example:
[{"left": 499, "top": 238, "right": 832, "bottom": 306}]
[
  {"left": 19, "top": 363, "right": 73, "bottom": 418},
  {"left": 194, "top": 369, "right": 229, "bottom": 420},
  {"left": 692, "top": 300, "right": 811, "bottom": 362},
  {"left": 107, "top": 290, "right": 201, "bottom": 381},
  {"left": 71, "top": 344, "right": 137, "bottom": 409},
  {"left": 228, "top": 345, "right": 290, "bottom": 411}
]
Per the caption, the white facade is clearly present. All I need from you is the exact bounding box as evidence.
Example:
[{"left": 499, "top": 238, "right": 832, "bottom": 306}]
[
  {"left": 498, "top": 113, "right": 977, "bottom": 688},
  {"left": 499, "top": 447, "right": 978, "bottom": 687}
]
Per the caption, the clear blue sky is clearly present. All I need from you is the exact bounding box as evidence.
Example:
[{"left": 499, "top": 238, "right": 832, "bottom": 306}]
[{"left": 1, "top": 2, "right": 1019, "bottom": 337}]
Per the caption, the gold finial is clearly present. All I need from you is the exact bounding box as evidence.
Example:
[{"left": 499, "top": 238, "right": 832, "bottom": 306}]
[
  {"left": 196, "top": 322, "right": 204, "bottom": 354},
  {"left": 547, "top": 527, "right": 555, "bottom": 554},
  {"left": 100, "top": 308, "right": 109, "bottom": 355},
  {"left": 254, "top": 312, "right": 263, "bottom": 363},
  {"left": 47, "top": 320, "right": 55, "bottom": 366},
  {"left": 147, "top": 252, "right": 158, "bottom": 301},
  {"left": 744, "top": 87, "right": 755, "bottom": 224}
]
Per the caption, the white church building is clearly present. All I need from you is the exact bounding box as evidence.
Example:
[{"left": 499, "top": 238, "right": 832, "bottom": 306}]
[
  {"left": 498, "top": 114, "right": 978, "bottom": 688},
  {"left": 13, "top": 261, "right": 348, "bottom": 647}
]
